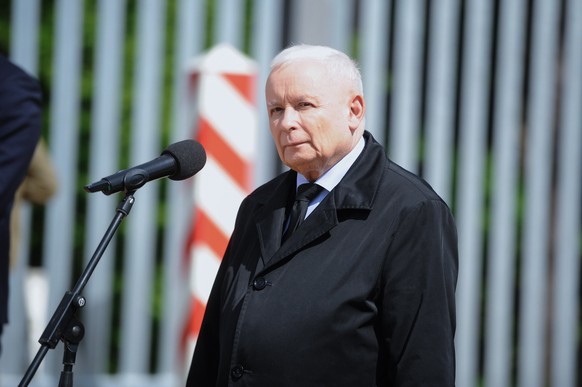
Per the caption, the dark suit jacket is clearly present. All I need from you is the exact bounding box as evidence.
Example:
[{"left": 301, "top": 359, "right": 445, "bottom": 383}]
[
  {"left": 0, "top": 55, "right": 42, "bottom": 326},
  {"left": 187, "top": 131, "right": 458, "bottom": 386}
]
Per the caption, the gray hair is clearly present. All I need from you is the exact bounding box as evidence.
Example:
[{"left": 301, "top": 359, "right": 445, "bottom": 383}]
[{"left": 270, "top": 44, "right": 364, "bottom": 94}]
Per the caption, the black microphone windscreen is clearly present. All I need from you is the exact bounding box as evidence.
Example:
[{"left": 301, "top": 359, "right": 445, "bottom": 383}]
[{"left": 163, "top": 139, "right": 207, "bottom": 181}]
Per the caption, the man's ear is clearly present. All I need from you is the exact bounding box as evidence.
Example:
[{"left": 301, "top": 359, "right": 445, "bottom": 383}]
[{"left": 348, "top": 94, "right": 365, "bottom": 132}]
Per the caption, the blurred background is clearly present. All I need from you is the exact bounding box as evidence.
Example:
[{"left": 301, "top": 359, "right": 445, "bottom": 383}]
[{"left": 0, "top": 0, "right": 580, "bottom": 386}]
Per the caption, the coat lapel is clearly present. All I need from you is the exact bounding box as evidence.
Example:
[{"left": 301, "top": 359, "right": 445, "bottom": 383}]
[
  {"left": 256, "top": 205, "right": 286, "bottom": 265},
  {"left": 273, "top": 196, "right": 338, "bottom": 262},
  {"left": 254, "top": 131, "right": 386, "bottom": 273},
  {"left": 254, "top": 173, "right": 339, "bottom": 271},
  {"left": 254, "top": 173, "right": 294, "bottom": 267}
]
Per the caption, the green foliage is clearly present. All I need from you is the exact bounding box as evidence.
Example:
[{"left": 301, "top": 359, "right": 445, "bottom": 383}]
[{"left": 0, "top": 0, "right": 11, "bottom": 55}]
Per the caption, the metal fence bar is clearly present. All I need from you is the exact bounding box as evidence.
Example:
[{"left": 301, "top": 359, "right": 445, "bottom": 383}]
[
  {"left": 358, "top": 0, "right": 391, "bottom": 145},
  {"left": 423, "top": 0, "right": 459, "bottom": 204},
  {"left": 550, "top": 0, "right": 582, "bottom": 385},
  {"left": 119, "top": 0, "right": 167, "bottom": 374},
  {"left": 158, "top": 0, "right": 206, "bottom": 377},
  {"left": 483, "top": 0, "right": 526, "bottom": 385},
  {"left": 79, "top": 0, "right": 127, "bottom": 377},
  {"left": 290, "top": 0, "right": 345, "bottom": 48},
  {"left": 389, "top": 0, "right": 425, "bottom": 173},
  {"left": 215, "top": 0, "right": 244, "bottom": 48},
  {"left": 517, "top": 1, "right": 560, "bottom": 386},
  {"left": 42, "top": 0, "right": 85, "bottom": 374},
  {"left": 0, "top": 209, "right": 31, "bottom": 374},
  {"left": 454, "top": 1, "right": 494, "bottom": 386},
  {"left": 330, "top": 0, "right": 354, "bottom": 55},
  {"left": 251, "top": 0, "right": 285, "bottom": 187},
  {"left": 9, "top": 0, "right": 40, "bottom": 75}
]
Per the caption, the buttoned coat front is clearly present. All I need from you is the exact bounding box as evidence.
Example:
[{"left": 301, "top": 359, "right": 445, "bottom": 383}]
[{"left": 187, "top": 131, "right": 458, "bottom": 387}]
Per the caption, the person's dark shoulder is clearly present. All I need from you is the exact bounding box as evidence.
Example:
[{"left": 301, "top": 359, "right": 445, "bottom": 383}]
[
  {"left": 0, "top": 54, "right": 16, "bottom": 79},
  {"left": 382, "top": 159, "right": 447, "bottom": 208},
  {"left": 0, "top": 55, "right": 41, "bottom": 96},
  {"left": 0, "top": 55, "right": 23, "bottom": 82}
]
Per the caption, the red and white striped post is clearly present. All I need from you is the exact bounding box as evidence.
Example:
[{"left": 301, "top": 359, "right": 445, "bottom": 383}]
[{"left": 182, "top": 44, "right": 258, "bottom": 365}]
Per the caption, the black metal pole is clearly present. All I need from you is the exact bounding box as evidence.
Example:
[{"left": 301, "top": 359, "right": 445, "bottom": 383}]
[{"left": 19, "top": 192, "right": 136, "bottom": 387}]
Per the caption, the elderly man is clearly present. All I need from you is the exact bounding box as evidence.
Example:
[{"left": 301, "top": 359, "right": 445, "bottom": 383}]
[{"left": 187, "top": 44, "right": 458, "bottom": 386}]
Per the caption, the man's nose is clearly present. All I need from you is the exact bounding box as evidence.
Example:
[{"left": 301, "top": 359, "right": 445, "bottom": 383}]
[{"left": 281, "top": 107, "right": 299, "bottom": 130}]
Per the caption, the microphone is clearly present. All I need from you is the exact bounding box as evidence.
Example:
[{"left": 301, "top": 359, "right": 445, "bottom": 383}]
[{"left": 84, "top": 139, "right": 206, "bottom": 195}]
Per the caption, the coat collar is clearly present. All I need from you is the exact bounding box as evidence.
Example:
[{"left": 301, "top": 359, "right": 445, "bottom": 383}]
[{"left": 254, "top": 131, "right": 387, "bottom": 270}]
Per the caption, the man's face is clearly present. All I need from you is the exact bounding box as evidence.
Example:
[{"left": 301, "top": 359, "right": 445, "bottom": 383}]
[{"left": 265, "top": 60, "right": 363, "bottom": 181}]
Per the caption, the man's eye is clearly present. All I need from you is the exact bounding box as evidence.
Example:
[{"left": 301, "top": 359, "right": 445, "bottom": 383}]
[
  {"left": 298, "top": 102, "right": 314, "bottom": 108},
  {"left": 270, "top": 107, "right": 283, "bottom": 116}
]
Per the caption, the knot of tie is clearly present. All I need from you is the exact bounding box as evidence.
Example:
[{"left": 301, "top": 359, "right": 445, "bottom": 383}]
[
  {"left": 296, "top": 183, "right": 323, "bottom": 203},
  {"left": 282, "top": 183, "right": 323, "bottom": 242}
]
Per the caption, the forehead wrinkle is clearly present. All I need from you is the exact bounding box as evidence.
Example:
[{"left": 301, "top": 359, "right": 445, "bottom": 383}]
[{"left": 266, "top": 92, "right": 320, "bottom": 106}]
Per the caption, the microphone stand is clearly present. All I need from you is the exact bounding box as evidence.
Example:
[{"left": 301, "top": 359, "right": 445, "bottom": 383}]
[{"left": 19, "top": 190, "right": 137, "bottom": 387}]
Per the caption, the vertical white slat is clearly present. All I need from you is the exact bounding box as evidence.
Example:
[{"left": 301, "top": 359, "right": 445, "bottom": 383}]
[
  {"left": 0, "top": 0, "right": 42, "bottom": 375},
  {"left": 358, "top": 0, "right": 391, "bottom": 145},
  {"left": 215, "top": 0, "right": 244, "bottom": 48},
  {"left": 251, "top": 0, "right": 285, "bottom": 187},
  {"left": 550, "top": 0, "right": 582, "bottom": 385},
  {"left": 483, "top": 0, "right": 526, "bottom": 386},
  {"left": 119, "top": 0, "right": 166, "bottom": 374},
  {"left": 423, "top": 0, "right": 459, "bottom": 204},
  {"left": 78, "top": 0, "right": 126, "bottom": 377},
  {"left": 286, "top": 0, "right": 354, "bottom": 53},
  {"left": 517, "top": 1, "right": 560, "bottom": 386},
  {"left": 0, "top": 210, "right": 33, "bottom": 375},
  {"left": 41, "top": 0, "right": 85, "bottom": 375},
  {"left": 0, "top": 197, "right": 34, "bottom": 376},
  {"left": 389, "top": 0, "right": 425, "bottom": 173},
  {"left": 9, "top": 0, "right": 40, "bottom": 75},
  {"left": 290, "top": 0, "right": 345, "bottom": 47},
  {"left": 0, "top": 201, "right": 32, "bottom": 374},
  {"left": 454, "top": 1, "right": 493, "bottom": 386},
  {"left": 330, "top": 0, "right": 355, "bottom": 54},
  {"left": 158, "top": 0, "right": 205, "bottom": 376}
]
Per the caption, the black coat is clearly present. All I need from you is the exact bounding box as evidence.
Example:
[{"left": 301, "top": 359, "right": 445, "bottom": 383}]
[
  {"left": 187, "top": 131, "right": 458, "bottom": 386},
  {"left": 0, "top": 56, "right": 42, "bottom": 326}
]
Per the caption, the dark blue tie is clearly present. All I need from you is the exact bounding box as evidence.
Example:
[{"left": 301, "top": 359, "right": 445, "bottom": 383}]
[{"left": 282, "top": 183, "right": 323, "bottom": 242}]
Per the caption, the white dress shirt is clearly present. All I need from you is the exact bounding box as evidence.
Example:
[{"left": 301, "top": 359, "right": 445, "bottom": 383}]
[{"left": 296, "top": 136, "right": 366, "bottom": 219}]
